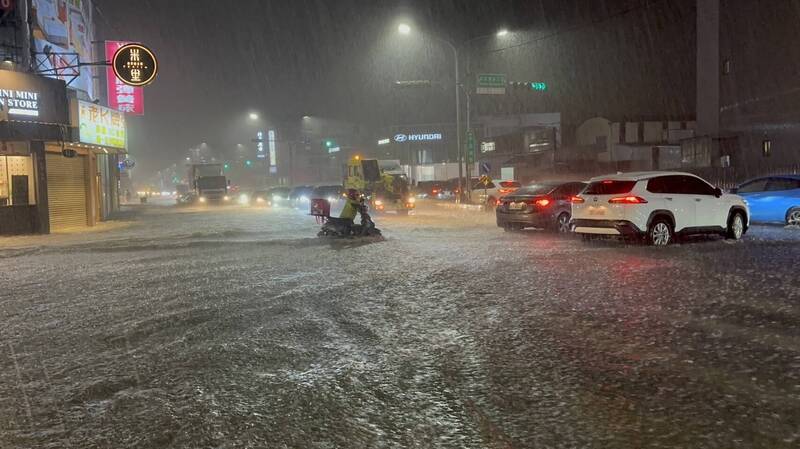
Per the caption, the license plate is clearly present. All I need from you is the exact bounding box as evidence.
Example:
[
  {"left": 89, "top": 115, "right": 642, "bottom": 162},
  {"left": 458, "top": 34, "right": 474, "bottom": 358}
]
[
  {"left": 588, "top": 207, "right": 606, "bottom": 216},
  {"left": 509, "top": 202, "right": 525, "bottom": 210}
]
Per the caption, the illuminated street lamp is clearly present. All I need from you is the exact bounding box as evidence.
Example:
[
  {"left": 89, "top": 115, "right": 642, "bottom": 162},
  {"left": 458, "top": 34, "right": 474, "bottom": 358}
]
[
  {"left": 397, "top": 24, "right": 511, "bottom": 202},
  {"left": 249, "top": 112, "right": 259, "bottom": 120}
]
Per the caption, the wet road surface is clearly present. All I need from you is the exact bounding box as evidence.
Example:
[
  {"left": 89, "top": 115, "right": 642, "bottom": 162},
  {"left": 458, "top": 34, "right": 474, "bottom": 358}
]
[{"left": 1, "top": 203, "right": 799, "bottom": 448}]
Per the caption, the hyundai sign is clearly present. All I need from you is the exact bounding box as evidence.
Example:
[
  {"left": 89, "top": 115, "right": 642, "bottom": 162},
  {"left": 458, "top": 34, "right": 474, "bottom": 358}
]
[{"left": 394, "top": 132, "right": 442, "bottom": 143}]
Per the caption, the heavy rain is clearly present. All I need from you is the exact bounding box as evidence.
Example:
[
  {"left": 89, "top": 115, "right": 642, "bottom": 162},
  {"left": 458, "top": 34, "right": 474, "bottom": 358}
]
[{"left": 1, "top": 1, "right": 799, "bottom": 448}]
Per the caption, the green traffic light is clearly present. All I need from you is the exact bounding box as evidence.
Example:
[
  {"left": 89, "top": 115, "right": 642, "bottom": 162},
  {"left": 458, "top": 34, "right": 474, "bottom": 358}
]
[
  {"left": 325, "top": 140, "right": 334, "bottom": 148},
  {"left": 245, "top": 160, "right": 252, "bottom": 167}
]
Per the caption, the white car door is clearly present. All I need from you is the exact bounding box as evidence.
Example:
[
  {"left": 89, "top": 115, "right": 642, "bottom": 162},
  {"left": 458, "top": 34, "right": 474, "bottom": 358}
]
[
  {"left": 683, "top": 176, "right": 726, "bottom": 228},
  {"left": 661, "top": 175, "right": 696, "bottom": 231}
]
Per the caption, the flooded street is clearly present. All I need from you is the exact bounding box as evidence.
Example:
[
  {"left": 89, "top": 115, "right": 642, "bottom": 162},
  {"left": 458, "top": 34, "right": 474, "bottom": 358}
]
[{"left": 1, "top": 204, "right": 798, "bottom": 448}]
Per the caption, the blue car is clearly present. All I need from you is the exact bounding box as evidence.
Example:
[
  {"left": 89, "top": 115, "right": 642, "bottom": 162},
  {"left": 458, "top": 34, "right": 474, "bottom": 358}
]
[{"left": 732, "top": 176, "right": 800, "bottom": 225}]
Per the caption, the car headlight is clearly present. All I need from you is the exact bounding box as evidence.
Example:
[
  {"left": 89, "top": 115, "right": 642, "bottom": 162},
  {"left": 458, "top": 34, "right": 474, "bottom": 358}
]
[
  {"left": 198, "top": 196, "right": 207, "bottom": 203},
  {"left": 375, "top": 200, "right": 383, "bottom": 206},
  {"left": 407, "top": 197, "right": 416, "bottom": 204},
  {"left": 256, "top": 197, "right": 266, "bottom": 203},
  {"left": 238, "top": 194, "right": 249, "bottom": 204},
  {"left": 223, "top": 195, "right": 230, "bottom": 201}
]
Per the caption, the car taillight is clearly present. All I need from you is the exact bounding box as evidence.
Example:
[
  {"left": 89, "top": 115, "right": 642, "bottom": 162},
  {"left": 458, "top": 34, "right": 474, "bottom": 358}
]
[
  {"left": 569, "top": 195, "right": 585, "bottom": 204},
  {"left": 498, "top": 188, "right": 517, "bottom": 194},
  {"left": 608, "top": 196, "right": 648, "bottom": 204},
  {"left": 496, "top": 198, "right": 503, "bottom": 206},
  {"left": 534, "top": 198, "right": 551, "bottom": 207}
]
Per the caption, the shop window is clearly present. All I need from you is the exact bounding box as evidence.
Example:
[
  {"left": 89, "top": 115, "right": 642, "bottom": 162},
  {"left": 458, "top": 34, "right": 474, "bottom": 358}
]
[{"left": 0, "top": 156, "right": 36, "bottom": 206}]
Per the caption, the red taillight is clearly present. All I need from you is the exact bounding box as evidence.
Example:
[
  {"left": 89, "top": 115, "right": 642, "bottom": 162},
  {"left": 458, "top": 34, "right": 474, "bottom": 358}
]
[
  {"left": 569, "top": 195, "right": 585, "bottom": 204},
  {"left": 498, "top": 188, "right": 517, "bottom": 194},
  {"left": 608, "top": 196, "right": 648, "bottom": 204},
  {"left": 534, "top": 198, "right": 551, "bottom": 207},
  {"left": 496, "top": 198, "right": 503, "bottom": 206}
]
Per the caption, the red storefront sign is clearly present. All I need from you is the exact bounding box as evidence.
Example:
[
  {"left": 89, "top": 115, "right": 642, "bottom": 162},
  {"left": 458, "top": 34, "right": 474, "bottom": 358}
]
[{"left": 105, "top": 41, "right": 144, "bottom": 115}]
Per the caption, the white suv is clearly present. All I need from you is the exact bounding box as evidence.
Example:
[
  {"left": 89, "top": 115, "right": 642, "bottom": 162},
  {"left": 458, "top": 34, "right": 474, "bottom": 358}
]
[{"left": 570, "top": 171, "right": 749, "bottom": 246}]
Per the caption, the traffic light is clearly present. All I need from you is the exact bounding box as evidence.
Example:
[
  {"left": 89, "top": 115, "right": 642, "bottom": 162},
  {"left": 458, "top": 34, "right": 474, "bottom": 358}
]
[
  {"left": 223, "top": 163, "right": 231, "bottom": 171},
  {"left": 324, "top": 139, "right": 335, "bottom": 148},
  {"left": 245, "top": 160, "right": 253, "bottom": 168}
]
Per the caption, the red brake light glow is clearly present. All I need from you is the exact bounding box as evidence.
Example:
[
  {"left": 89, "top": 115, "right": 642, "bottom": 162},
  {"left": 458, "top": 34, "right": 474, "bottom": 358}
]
[
  {"left": 569, "top": 195, "right": 585, "bottom": 204},
  {"left": 498, "top": 188, "right": 517, "bottom": 194},
  {"left": 608, "top": 196, "right": 648, "bottom": 204},
  {"left": 534, "top": 198, "right": 551, "bottom": 207}
]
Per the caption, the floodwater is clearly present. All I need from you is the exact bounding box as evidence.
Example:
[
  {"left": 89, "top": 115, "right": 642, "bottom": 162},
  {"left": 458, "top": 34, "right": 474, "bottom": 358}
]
[{"left": 1, "top": 203, "right": 799, "bottom": 448}]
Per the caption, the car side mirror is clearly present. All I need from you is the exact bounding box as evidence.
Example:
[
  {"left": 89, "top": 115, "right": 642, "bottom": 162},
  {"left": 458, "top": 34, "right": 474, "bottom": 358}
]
[{"left": 714, "top": 187, "right": 723, "bottom": 197}]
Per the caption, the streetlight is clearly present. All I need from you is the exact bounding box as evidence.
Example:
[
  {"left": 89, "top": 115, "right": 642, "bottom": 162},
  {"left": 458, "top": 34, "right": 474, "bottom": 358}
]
[
  {"left": 398, "top": 23, "right": 464, "bottom": 201},
  {"left": 397, "top": 24, "right": 511, "bottom": 202},
  {"left": 249, "top": 112, "right": 259, "bottom": 120}
]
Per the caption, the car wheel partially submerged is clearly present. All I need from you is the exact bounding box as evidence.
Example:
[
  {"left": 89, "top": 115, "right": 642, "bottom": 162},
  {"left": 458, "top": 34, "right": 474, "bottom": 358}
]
[
  {"left": 556, "top": 212, "right": 571, "bottom": 233},
  {"left": 786, "top": 207, "right": 800, "bottom": 226},
  {"left": 727, "top": 211, "right": 746, "bottom": 240},
  {"left": 648, "top": 219, "right": 673, "bottom": 246}
]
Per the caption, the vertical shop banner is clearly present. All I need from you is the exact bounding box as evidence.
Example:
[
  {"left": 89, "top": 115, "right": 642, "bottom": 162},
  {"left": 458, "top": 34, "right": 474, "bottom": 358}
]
[
  {"left": 105, "top": 41, "right": 144, "bottom": 115},
  {"left": 268, "top": 130, "right": 277, "bottom": 174},
  {"left": 31, "top": 0, "right": 95, "bottom": 99},
  {"left": 78, "top": 100, "right": 127, "bottom": 149}
]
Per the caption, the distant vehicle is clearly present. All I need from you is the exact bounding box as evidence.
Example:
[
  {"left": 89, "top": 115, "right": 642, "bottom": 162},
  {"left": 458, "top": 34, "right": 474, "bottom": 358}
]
[
  {"left": 344, "top": 157, "right": 415, "bottom": 214},
  {"left": 242, "top": 189, "right": 271, "bottom": 206},
  {"left": 496, "top": 181, "right": 587, "bottom": 232},
  {"left": 289, "top": 185, "right": 315, "bottom": 207},
  {"left": 267, "top": 187, "right": 291, "bottom": 205},
  {"left": 312, "top": 185, "right": 344, "bottom": 203},
  {"left": 730, "top": 175, "right": 800, "bottom": 225},
  {"left": 475, "top": 180, "right": 522, "bottom": 207},
  {"left": 415, "top": 181, "right": 446, "bottom": 199},
  {"left": 570, "top": 171, "right": 749, "bottom": 246},
  {"left": 189, "top": 163, "right": 228, "bottom": 203}
]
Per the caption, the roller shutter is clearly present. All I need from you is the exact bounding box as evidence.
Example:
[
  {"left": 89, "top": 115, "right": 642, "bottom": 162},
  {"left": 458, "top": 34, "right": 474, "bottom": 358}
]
[{"left": 46, "top": 153, "right": 88, "bottom": 230}]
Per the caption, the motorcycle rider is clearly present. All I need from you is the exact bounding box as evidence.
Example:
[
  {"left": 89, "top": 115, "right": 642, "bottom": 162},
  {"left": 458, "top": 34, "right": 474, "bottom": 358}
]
[{"left": 339, "top": 188, "right": 362, "bottom": 232}]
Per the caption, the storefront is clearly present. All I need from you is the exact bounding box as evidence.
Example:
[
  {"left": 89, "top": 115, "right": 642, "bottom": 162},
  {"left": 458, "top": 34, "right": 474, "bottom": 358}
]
[
  {"left": 0, "top": 70, "right": 69, "bottom": 235},
  {"left": 43, "top": 100, "right": 126, "bottom": 230}
]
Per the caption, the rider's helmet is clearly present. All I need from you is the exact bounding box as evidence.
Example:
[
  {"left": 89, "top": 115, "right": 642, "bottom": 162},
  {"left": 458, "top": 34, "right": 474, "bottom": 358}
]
[{"left": 346, "top": 188, "right": 359, "bottom": 200}]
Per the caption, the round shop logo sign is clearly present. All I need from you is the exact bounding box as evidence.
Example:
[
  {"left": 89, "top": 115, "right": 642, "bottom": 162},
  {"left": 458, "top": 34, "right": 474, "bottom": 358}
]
[{"left": 394, "top": 133, "right": 408, "bottom": 142}]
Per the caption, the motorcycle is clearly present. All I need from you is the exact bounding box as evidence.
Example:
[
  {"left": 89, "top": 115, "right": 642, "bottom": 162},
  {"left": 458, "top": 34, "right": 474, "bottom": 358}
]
[{"left": 315, "top": 197, "right": 382, "bottom": 238}]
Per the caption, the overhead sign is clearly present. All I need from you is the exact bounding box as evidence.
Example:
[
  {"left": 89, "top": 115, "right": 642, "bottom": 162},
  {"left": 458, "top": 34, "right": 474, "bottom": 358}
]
[
  {"left": 328, "top": 146, "right": 341, "bottom": 154},
  {"left": 477, "top": 73, "right": 506, "bottom": 95},
  {"left": 256, "top": 131, "right": 265, "bottom": 159},
  {"left": 106, "top": 41, "right": 144, "bottom": 115},
  {"left": 480, "top": 141, "right": 496, "bottom": 153},
  {"left": 112, "top": 43, "right": 158, "bottom": 87},
  {"left": 0, "top": 70, "right": 68, "bottom": 124},
  {"left": 394, "top": 132, "right": 442, "bottom": 143},
  {"left": 377, "top": 138, "right": 390, "bottom": 145},
  {"left": 78, "top": 100, "right": 127, "bottom": 149},
  {"left": 268, "top": 130, "right": 277, "bottom": 169}
]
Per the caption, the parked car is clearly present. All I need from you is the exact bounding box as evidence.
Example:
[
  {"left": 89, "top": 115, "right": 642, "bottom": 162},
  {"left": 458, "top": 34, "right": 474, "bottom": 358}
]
[
  {"left": 475, "top": 180, "right": 522, "bottom": 207},
  {"left": 312, "top": 185, "right": 344, "bottom": 203},
  {"left": 496, "top": 181, "right": 587, "bottom": 232},
  {"left": 570, "top": 171, "right": 749, "bottom": 246},
  {"left": 730, "top": 175, "right": 800, "bottom": 225}
]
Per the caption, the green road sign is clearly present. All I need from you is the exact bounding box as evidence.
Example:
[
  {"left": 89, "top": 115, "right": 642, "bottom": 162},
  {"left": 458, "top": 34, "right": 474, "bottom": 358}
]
[
  {"left": 466, "top": 131, "right": 476, "bottom": 163},
  {"left": 477, "top": 73, "right": 506, "bottom": 95}
]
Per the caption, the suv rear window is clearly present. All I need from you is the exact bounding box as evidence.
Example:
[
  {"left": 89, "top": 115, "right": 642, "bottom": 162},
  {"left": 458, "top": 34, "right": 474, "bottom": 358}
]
[{"left": 584, "top": 180, "right": 636, "bottom": 195}]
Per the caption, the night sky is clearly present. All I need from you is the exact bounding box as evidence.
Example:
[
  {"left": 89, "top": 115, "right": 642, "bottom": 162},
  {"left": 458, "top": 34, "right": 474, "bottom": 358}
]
[{"left": 95, "top": 0, "right": 694, "bottom": 181}]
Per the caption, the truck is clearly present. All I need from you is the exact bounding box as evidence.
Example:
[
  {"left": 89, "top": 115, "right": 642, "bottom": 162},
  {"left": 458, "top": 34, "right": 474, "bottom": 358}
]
[
  {"left": 344, "top": 157, "right": 415, "bottom": 215},
  {"left": 189, "top": 163, "right": 228, "bottom": 203}
]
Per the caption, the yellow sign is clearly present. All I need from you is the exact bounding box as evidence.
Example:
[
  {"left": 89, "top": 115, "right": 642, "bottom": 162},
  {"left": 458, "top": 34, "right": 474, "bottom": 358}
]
[{"left": 78, "top": 101, "right": 127, "bottom": 149}]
